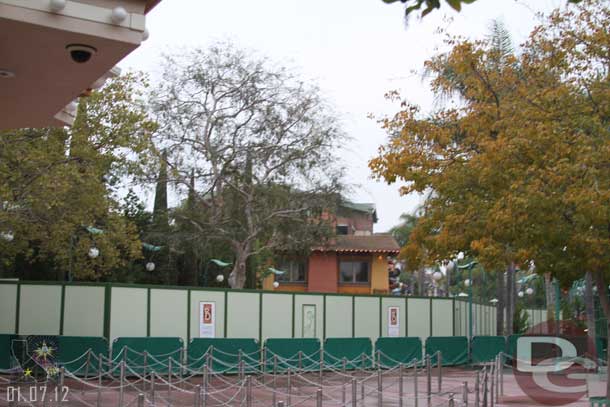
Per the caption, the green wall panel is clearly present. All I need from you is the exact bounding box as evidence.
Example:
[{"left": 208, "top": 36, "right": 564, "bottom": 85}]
[
  {"left": 63, "top": 286, "right": 104, "bottom": 337},
  {"left": 150, "top": 289, "right": 187, "bottom": 341},
  {"left": 294, "top": 295, "right": 323, "bottom": 339},
  {"left": 407, "top": 298, "right": 429, "bottom": 343},
  {"left": 261, "top": 294, "right": 292, "bottom": 341},
  {"left": 110, "top": 287, "right": 147, "bottom": 340},
  {"left": 432, "top": 299, "right": 453, "bottom": 337},
  {"left": 325, "top": 296, "right": 352, "bottom": 338},
  {"left": 354, "top": 297, "right": 380, "bottom": 342},
  {"left": 190, "top": 290, "right": 226, "bottom": 339},
  {"left": 227, "top": 292, "right": 259, "bottom": 339},
  {"left": 19, "top": 285, "right": 61, "bottom": 335},
  {"left": 0, "top": 284, "right": 16, "bottom": 334}
]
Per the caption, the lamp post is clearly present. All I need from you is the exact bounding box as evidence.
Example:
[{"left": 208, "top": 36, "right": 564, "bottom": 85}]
[{"left": 456, "top": 252, "right": 478, "bottom": 341}]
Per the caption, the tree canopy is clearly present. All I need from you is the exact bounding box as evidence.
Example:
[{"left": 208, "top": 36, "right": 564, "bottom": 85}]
[
  {"left": 0, "top": 73, "right": 157, "bottom": 280},
  {"left": 152, "top": 43, "right": 345, "bottom": 288}
]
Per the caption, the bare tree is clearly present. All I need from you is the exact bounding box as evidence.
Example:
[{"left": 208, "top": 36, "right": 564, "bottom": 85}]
[{"left": 152, "top": 43, "right": 345, "bottom": 288}]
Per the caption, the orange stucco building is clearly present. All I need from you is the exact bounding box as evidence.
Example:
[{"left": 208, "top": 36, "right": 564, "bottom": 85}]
[{"left": 263, "top": 202, "right": 400, "bottom": 294}]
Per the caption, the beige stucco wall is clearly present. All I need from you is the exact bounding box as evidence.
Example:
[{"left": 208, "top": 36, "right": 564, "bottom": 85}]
[{"left": 370, "top": 254, "right": 389, "bottom": 293}]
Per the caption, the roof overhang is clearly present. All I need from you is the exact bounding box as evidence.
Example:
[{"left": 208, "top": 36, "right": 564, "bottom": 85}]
[{"left": 0, "top": 0, "right": 154, "bottom": 129}]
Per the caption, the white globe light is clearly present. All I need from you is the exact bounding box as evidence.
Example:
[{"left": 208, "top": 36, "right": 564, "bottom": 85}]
[
  {"left": 518, "top": 291, "right": 524, "bottom": 298},
  {"left": 142, "top": 27, "right": 150, "bottom": 41},
  {"left": 457, "top": 252, "right": 465, "bottom": 260},
  {"left": 49, "top": 0, "right": 66, "bottom": 12},
  {"left": 145, "top": 262, "right": 155, "bottom": 272},
  {"left": 273, "top": 281, "right": 280, "bottom": 289},
  {"left": 111, "top": 7, "right": 128, "bottom": 24},
  {"left": 432, "top": 271, "right": 443, "bottom": 281},
  {"left": 490, "top": 298, "right": 499, "bottom": 304},
  {"left": 1, "top": 231, "right": 14, "bottom": 242},
  {"left": 526, "top": 287, "right": 534, "bottom": 296},
  {"left": 464, "top": 279, "right": 471, "bottom": 287},
  {"left": 88, "top": 247, "right": 99, "bottom": 259},
  {"left": 216, "top": 274, "right": 224, "bottom": 283}
]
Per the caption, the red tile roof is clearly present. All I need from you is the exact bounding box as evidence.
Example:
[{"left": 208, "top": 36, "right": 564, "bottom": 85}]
[{"left": 316, "top": 234, "right": 400, "bottom": 254}]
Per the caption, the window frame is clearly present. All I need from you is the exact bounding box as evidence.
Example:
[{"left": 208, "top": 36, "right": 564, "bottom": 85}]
[
  {"left": 338, "top": 255, "right": 371, "bottom": 285},
  {"left": 275, "top": 258, "right": 307, "bottom": 284}
]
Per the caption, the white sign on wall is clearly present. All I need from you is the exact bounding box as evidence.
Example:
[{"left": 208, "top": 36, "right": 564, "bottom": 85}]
[
  {"left": 388, "top": 306, "right": 400, "bottom": 337},
  {"left": 199, "top": 301, "right": 216, "bottom": 338}
]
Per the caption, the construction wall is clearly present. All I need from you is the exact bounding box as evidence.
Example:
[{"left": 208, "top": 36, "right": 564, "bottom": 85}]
[{"left": 0, "top": 281, "right": 546, "bottom": 345}]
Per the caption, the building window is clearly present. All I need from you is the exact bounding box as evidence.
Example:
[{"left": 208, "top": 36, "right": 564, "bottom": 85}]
[
  {"left": 339, "top": 259, "right": 370, "bottom": 283},
  {"left": 276, "top": 260, "right": 306, "bottom": 283},
  {"left": 336, "top": 225, "right": 349, "bottom": 235}
]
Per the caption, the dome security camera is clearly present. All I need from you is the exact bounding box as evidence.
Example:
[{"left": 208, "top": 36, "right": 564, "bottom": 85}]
[{"left": 66, "top": 44, "right": 97, "bottom": 63}]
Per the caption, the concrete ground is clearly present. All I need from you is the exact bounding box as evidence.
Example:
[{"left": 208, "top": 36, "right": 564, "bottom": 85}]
[{"left": 0, "top": 366, "right": 605, "bottom": 406}]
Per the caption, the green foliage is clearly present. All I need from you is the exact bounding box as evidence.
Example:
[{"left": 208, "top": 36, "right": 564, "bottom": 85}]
[
  {"left": 0, "top": 73, "right": 157, "bottom": 280},
  {"left": 513, "top": 301, "right": 530, "bottom": 335}
]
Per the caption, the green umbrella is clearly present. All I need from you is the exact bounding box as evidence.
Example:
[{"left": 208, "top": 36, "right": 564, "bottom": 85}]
[{"left": 210, "top": 259, "right": 232, "bottom": 268}]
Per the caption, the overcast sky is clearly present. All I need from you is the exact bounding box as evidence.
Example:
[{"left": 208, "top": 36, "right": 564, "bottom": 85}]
[{"left": 120, "top": 0, "right": 565, "bottom": 232}]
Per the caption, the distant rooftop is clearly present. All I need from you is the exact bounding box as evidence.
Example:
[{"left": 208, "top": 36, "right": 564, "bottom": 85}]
[
  {"left": 340, "top": 201, "right": 378, "bottom": 223},
  {"left": 316, "top": 234, "right": 400, "bottom": 254}
]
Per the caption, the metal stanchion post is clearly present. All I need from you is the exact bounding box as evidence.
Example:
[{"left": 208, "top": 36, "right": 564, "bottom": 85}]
[
  {"left": 490, "top": 363, "right": 495, "bottom": 407},
  {"left": 426, "top": 355, "right": 432, "bottom": 407},
  {"left": 499, "top": 353, "right": 504, "bottom": 396},
  {"left": 448, "top": 393, "right": 455, "bottom": 407},
  {"left": 361, "top": 353, "right": 366, "bottom": 371},
  {"left": 399, "top": 363, "right": 404, "bottom": 407},
  {"left": 278, "top": 401, "right": 285, "bottom": 407},
  {"left": 262, "top": 347, "right": 267, "bottom": 384},
  {"left": 178, "top": 348, "right": 184, "bottom": 389},
  {"left": 298, "top": 351, "right": 303, "bottom": 372},
  {"left": 97, "top": 353, "right": 103, "bottom": 407},
  {"left": 150, "top": 372, "right": 156, "bottom": 406},
  {"left": 483, "top": 367, "right": 488, "bottom": 407},
  {"left": 437, "top": 351, "right": 442, "bottom": 392},
  {"left": 319, "top": 351, "right": 324, "bottom": 385},
  {"left": 496, "top": 355, "right": 500, "bottom": 401},
  {"left": 351, "top": 377, "right": 357, "bottom": 407},
  {"left": 58, "top": 367, "right": 65, "bottom": 407},
  {"left": 195, "top": 384, "right": 201, "bottom": 407},
  {"left": 203, "top": 364, "right": 209, "bottom": 407},
  {"left": 316, "top": 388, "right": 322, "bottom": 407},
  {"left": 377, "top": 368, "right": 382, "bottom": 406},
  {"left": 168, "top": 358, "right": 172, "bottom": 404},
  {"left": 142, "top": 351, "right": 148, "bottom": 393},
  {"left": 413, "top": 358, "right": 419, "bottom": 407},
  {"left": 137, "top": 393, "right": 144, "bottom": 407},
  {"left": 287, "top": 368, "right": 292, "bottom": 407},
  {"left": 246, "top": 375, "right": 252, "bottom": 407},
  {"left": 463, "top": 381, "right": 469, "bottom": 406},
  {"left": 475, "top": 370, "right": 480, "bottom": 407},
  {"left": 83, "top": 349, "right": 91, "bottom": 395},
  {"left": 376, "top": 350, "right": 381, "bottom": 369},
  {"left": 119, "top": 362, "right": 125, "bottom": 407},
  {"left": 272, "top": 354, "right": 277, "bottom": 407}
]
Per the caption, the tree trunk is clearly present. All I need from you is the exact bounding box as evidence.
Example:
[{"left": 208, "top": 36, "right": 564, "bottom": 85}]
[
  {"left": 593, "top": 271, "right": 610, "bottom": 398},
  {"left": 496, "top": 269, "right": 505, "bottom": 336},
  {"left": 506, "top": 263, "right": 514, "bottom": 336},
  {"left": 229, "top": 242, "right": 250, "bottom": 289},
  {"left": 584, "top": 271, "right": 596, "bottom": 344},
  {"left": 418, "top": 268, "right": 425, "bottom": 296}
]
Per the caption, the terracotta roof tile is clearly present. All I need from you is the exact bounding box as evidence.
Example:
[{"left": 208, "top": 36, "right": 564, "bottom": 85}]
[{"left": 316, "top": 234, "right": 400, "bottom": 253}]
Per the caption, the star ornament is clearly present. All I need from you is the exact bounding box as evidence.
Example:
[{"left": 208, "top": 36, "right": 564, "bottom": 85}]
[
  {"left": 33, "top": 341, "right": 55, "bottom": 362},
  {"left": 23, "top": 368, "right": 32, "bottom": 377}
]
